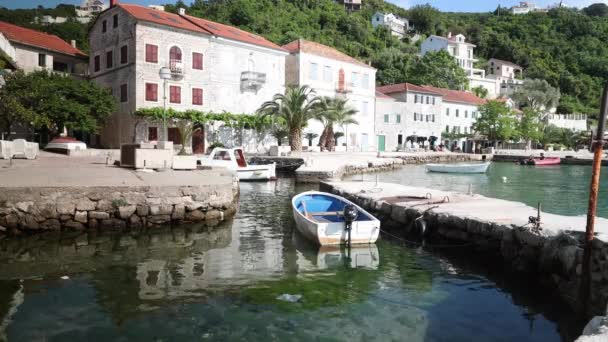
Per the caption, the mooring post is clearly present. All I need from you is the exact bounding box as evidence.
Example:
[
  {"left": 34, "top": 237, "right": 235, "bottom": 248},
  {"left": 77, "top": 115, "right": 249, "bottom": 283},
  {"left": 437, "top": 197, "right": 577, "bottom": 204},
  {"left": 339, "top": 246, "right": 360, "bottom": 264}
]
[{"left": 581, "top": 81, "right": 608, "bottom": 314}]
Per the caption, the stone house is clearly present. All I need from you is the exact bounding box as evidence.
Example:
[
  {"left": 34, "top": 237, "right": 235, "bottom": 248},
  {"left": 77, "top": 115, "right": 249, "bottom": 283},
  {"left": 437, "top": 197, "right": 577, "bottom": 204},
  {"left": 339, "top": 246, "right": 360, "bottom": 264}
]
[
  {"left": 371, "top": 12, "right": 409, "bottom": 39},
  {"left": 88, "top": 2, "right": 287, "bottom": 150},
  {"left": 283, "top": 39, "right": 377, "bottom": 151}
]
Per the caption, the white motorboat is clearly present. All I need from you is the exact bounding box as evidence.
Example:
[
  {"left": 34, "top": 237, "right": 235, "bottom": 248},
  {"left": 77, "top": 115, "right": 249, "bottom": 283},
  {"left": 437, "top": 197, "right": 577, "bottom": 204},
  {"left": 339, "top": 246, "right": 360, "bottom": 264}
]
[
  {"left": 199, "top": 147, "right": 276, "bottom": 181},
  {"left": 425, "top": 162, "right": 491, "bottom": 174},
  {"left": 292, "top": 191, "right": 380, "bottom": 246},
  {"left": 44, "top": 137, "right": 87, "bottom": 152}
]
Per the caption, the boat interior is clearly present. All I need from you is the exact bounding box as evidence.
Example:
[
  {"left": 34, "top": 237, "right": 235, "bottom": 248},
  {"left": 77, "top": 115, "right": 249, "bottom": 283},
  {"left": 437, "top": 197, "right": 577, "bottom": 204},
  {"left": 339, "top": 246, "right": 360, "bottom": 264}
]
[{"left": 294, "top": 194, "right": 372, "bottom": 223}]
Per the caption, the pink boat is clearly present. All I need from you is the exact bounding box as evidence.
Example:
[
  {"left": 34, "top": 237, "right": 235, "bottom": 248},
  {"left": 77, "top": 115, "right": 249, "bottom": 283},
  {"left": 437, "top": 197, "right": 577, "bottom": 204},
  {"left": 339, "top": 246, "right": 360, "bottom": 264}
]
[{"left": 520, "top": 157, "right": 561, "bottom": 166}]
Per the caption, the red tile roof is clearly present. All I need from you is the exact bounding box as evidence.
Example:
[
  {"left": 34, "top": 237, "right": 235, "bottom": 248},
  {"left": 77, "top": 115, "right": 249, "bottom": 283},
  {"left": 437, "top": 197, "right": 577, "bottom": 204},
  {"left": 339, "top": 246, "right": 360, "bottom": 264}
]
[
  {"left": 0, "top": 20, "right": 86, "bottom": 58},
  {"left": 376, "top": 82, "right": 441, "bottom": 95},
  {"left": 282, "top": 39, "right": 374, "bottom": 69},
  {"left": 422, "top": 85, "right": 486, "bottom": 105},
  {"left": 375, "top": 90, "right": 393, "bottom": 99},
  {"left": 118, "top": 4, "right": 284, "bottom": 51}
]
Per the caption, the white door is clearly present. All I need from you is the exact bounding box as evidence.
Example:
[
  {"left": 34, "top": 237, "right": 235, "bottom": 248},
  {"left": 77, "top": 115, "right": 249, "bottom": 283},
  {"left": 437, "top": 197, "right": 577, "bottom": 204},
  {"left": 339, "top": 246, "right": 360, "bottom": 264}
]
[{"left": 361, "top": 133, "right": 369, "bottom": 152}]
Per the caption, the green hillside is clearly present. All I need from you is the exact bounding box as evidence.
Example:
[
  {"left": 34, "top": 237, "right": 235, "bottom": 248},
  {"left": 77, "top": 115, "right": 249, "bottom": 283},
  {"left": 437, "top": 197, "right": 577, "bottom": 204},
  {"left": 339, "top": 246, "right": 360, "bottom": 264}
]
[{"left": 2, "top": 0, "right": 608, "bottom": 117}]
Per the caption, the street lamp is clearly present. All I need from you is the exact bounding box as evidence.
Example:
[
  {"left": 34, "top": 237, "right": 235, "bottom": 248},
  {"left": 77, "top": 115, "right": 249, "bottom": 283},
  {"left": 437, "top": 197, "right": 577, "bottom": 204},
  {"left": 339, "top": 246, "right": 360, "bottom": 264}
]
[{"left": 159, "top": 67, "right": 172, "bottom": 141}]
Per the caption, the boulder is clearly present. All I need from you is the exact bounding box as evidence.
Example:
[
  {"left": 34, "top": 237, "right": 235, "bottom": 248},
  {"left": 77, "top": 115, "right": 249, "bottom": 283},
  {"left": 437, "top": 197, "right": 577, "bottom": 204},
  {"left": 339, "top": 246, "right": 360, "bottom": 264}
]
[
  {"left": 136, "top": 205, "right": 149, "bottom": 217},
  {"left": 15, "top": 201, "right": 34, "bottom": 213},
  {"left": 172, "top": 205, "right": 185, "bottom": 220},
  {"left": 150, "top": 205, "right": 172, "bottom": 216},
  {"left": 186, "top": 210, "right": 205, "bottom": 221},
  {"left": 129, "top": 214, "right": 142, "bottom": 228},
  {"left": 89, "top": 211, "right": 110, "bottom": 220},
  {"left": 74, "top": 211, "right": 88, "bottom": 224},
  {"left": 118, "top": 205, "right": 137, "bottom": 219},
  {"left": 96, "top": 200, "right": 113, "bottom": 211},
  {"left": 205, "top": 209, "right": 222, "bottom": 221},
  {"left": 56, "top": 199, "right": 76, "bottom": 215},
  {"left": 65, "top": 220, "right": 85, "bottom": 231},
  {"left": 76, "top": 198, "right": 96, "bottom": 211}
]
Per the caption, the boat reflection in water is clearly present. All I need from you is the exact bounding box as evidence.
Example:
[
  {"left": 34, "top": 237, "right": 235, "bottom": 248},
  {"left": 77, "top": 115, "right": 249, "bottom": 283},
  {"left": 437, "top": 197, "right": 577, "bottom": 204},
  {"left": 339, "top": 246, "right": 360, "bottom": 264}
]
[{"left": 293, "top": 232, "right": 379, "bottom": 271}]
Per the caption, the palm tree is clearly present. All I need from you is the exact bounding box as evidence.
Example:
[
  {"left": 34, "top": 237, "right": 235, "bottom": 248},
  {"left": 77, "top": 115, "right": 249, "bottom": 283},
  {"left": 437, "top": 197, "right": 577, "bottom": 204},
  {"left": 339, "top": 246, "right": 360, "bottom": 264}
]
[
  {"left": 304, "top": 132, "right": 318, "bottom": 147},
  {"left": 257, "top": 85, "right": 321, "bottom": 152},
  {"left": 314, "top": 97, "right": 358, "bottom": 151}
]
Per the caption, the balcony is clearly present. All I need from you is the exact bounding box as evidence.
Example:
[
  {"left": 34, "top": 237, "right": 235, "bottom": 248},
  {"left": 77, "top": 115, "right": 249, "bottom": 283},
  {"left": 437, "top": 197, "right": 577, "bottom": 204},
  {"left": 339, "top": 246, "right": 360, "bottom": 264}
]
[
  {"left": 336, "top": 83, "right": 352, "bottom": 94},
  {"left": 240, "top": 71, "right": 266, "bottom": 93},
  {"left": 169, "top": 59, "right": 184, "bottom": 75}
]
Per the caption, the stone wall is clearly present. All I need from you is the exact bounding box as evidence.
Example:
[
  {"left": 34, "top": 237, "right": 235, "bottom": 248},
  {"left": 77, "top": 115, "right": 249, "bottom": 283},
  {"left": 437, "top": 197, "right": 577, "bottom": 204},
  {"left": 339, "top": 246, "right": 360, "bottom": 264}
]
[
  {"left": 321, "top": 182, "right": 608, "bottom": 318},
  {"left": 0, "top": 181, "right": 238, "bottom": 235}
]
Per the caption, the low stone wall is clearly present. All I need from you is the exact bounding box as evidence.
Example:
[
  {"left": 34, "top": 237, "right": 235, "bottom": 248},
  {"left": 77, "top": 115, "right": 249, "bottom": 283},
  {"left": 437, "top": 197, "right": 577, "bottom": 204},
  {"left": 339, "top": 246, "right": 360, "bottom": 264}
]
[
  {"left": 249, "top": 156, "right": 304, "bottom": 172},
  {"left": 492, "top": 154, "right": 607, "bottom": 166},
  {"left": 379, "top": 152, "right": 487, "bottom": 164},
  {"left": 320, "top": 181, "right": 608, "bottom": 318},
  {"left": 0, "top": 181, "right": 238, "bottom": 235}
]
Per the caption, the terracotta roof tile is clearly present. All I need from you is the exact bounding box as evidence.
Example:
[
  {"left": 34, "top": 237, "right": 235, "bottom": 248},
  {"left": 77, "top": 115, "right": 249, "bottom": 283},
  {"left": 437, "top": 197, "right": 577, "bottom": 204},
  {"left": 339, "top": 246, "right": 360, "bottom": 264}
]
[
  {"left": 422, "top": 85, "right": 486, "bottom": 105},
  {"left": 0, "top": 20, "right": 85, "bottom": 58},
  {"left": 282, "top": 39, "right": 374, "bottom": 69},
  {"left": 118, "top": 4, "right": 284, "bottom": 51},
  {"left": 376, "top": 82, "right": 441, "bottom": 95},
  {"left": 375, "top": 90, "right": 393, "bottom": 99}
]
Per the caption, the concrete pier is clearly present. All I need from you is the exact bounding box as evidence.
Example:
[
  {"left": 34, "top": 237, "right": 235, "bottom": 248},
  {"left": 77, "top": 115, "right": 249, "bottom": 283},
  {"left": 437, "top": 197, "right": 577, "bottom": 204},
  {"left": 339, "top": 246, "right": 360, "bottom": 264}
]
[
  {"left": 295, "top": 151, "right": 485, "bottom": 183},
  {"left": 0, "top": 152, "right": 239, "bottom": 234},
  {"left": 320, "top": 181, "right": 608, "bottom": 317}
]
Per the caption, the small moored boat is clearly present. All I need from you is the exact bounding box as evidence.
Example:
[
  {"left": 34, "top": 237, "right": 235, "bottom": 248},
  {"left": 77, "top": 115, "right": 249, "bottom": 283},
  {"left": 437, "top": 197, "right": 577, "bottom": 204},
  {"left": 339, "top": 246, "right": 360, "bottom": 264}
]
[
  {"left": 520, "top": 157, "right": 561, "bottom": 166},
  {"left": 425, "top": 162, "right": 491, "bottom": 174},
  {"left": 199, "top": 147, "right": 276, "bottom": 181},
  {"left": 292, "top": 191, "right": 380, "bottom": 246}
]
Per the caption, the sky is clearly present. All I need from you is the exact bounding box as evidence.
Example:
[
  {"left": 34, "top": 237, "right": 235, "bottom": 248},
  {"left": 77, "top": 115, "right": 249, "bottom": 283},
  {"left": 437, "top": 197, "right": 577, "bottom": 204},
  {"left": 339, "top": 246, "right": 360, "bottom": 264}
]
[{"left": 1, "top": 0, "right": 606, "bottom": 11}]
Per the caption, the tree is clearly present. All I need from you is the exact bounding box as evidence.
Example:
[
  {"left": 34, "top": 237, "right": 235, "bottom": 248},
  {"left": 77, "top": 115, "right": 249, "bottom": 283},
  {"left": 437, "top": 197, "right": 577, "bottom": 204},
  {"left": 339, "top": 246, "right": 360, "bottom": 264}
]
[
  {"left": 0, "top": 71, "right": 115, "bottom": 138},
  {"left": 304, "top": 132, "right": 318, "bottom": 147},
  {"left": 256, "top": 85, "right": 321, "bottom": 152},
  {"left": 517, "top": 108, "right": 543, "bottom": 150},
  {"left": 472, "top": 100, "right": 517, "bottom": 145},
  {"left": 408, "top": 4, "right": 441, "bottom": 34},
  {"left": 408, "top": 51, "right": 469, "bottom": 90},
  {"left": 472, "top": 86, "right": 489, "bottom": 99},
  {"left": 583, "top": 3, "right": 608, "bottom": 17},
  {"left": 322, "top": 97, "right": 358, "bottom": 151},
  {"left": 512, "top": 79, "right": 561, "bottom": 113}
]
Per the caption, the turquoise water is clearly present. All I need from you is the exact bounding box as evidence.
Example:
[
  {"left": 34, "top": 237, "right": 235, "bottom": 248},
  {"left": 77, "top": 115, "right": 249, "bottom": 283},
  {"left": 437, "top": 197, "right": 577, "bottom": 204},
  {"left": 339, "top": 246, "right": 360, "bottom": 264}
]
[
  {"left": 0, "top": 179, "right": 584, "bottom": 341},
  {"left": 347, "top": 162, "right": 608, "bottom": 218}
]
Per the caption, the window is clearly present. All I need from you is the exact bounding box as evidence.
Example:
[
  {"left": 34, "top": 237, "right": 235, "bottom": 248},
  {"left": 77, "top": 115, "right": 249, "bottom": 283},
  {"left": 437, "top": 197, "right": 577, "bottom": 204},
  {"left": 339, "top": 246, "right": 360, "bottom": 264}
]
[
  {"left": 145, "top": 44, "right": 158, "bottom": 63},
  {"left": 452, "top": 126, "right": 457, "bottom": 133},
  {"left": 414, "top": 94, "right": 418, "bottom": 103},
  {"left": 169, "top": 46, "right": 182, "bottom": 62},
  {"left": 113, "top": 14, "right": 118, "bottom": 28},
  {"left": 425, "top": 115, "right": 429, "bottom": 122},
  {"left": 472, "top": 111, "right": 477, "bottom": 119},
  {"left": 362, "top": 74, "right": 369, "bottom": 89},
  {"left": 323, "top": 66, "right": 332, "bottom": 83},
  {"left": 432, "top": 97, "right": 436, "bottom": 105},
  {"left": 351, "top": 72, "right": 359, "bottom": 87},
  {"left": 464, "top": 127, "right": 468, "bottom": 134},
  {"left": 445, "top": 125, "right": 450, "bottom": 132},
  {"left": 106, "top": 50, "right": 113, "bottom": 69},
  {"left": 102, "top": 20, "right": 107, "bottom": 33},
  {"left": 192, "top": 88, "right": 203, "bottom": 105},
  {"left": 169, "top": 85, "right": 181, "bottom": 104},
  {"left": 120, "top": 84, "right": 127, "bottom": 102},
  {"left": 396, "top": 114, "right": 401, "bottom": 123},
  {"left": 465, "top": 110, "right": 468, "bottom": 118},
  {"left": 94, "top": 55, "right": 100, "bottom": 72},
  {"left": 426, "top": 96, "right": 430, "bottom": 104},
  {"left": 362, "top": 101, "right": 368, "bottom": 116},
  {"left": 120, "top": 45, "right": 128, "bottom": 64},
  {"left": 148, "top": 127, "right": 158, "bottom": 141},
  {"left": 432, "top": 114, "right": 435, "bottom": 122},
  {"left": 168, "top": 127, "right": 181, "bottom": 145},
  {"left": 38, "top": 53, "right": 46, "bottom": 67},
  {"left": 192, "top": 52, "right": 203, "bottom": 70},
  {"left": 309, "top": 62, "right": 318, "bottom": 80},
  {"left": 384, "top": 114, "right": 389, "bottom": 123},
  {"left": 145, "top": 83, "right": 158, "bottom": 102},
  {"left": 446, "top": 108, "right": 450, "bottom": 116},
  {"left": 413, "top": 113, "right": 417, "bottom": 122},
  {"left": 456, "top": 109, "right": 459, "bottom": 117}
]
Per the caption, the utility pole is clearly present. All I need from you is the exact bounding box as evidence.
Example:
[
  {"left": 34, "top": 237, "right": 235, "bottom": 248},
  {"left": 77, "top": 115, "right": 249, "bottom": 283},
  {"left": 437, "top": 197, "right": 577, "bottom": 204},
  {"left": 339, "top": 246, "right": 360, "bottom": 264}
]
[{"left": 580, "top": 81, "right": 608, "bottom": 314}]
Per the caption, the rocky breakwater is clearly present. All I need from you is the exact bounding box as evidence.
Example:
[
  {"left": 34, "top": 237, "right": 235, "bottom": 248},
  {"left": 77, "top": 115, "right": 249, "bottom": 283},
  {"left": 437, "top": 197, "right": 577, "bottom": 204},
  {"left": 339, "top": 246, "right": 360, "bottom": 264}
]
[
  {"left": 320, "top": 181, "right": 608, "bottom": 317},
  {"left": 0, "top": 171, "right": 239, "bottom": 235}
]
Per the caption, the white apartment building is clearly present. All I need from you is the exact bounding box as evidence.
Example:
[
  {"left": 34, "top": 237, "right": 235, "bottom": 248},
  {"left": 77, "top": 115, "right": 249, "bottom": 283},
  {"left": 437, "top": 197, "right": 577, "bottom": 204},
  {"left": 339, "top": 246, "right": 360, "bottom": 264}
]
[
  {"left": 76, "top": 0, "right": 109, "bottom": 23},
  {"left": 511, "top": 2, "right": 539, "bottom": 14},
  {"left": 283, "top": 39, "right": 376, "bottom": 151},
  {"left": 487, "top": 58, "right": 524, "bottom": 96},
  {"left": 546, "top": 114, "right": 588, "bottom": 132},
  {"left": 371, "top": 12, "right": 409, "bottom": 39},
  {"left": 375, "top": 83, "right": 444, "bottom": 151},
  {"left": 375, "top": 83, "right": 486, "bottom": 152},
  {"left": 0, "top": 20, "right": 87, "bottom": 75},
  {"left": 89, "top": 2, "right": 287, "bottom": 150}
]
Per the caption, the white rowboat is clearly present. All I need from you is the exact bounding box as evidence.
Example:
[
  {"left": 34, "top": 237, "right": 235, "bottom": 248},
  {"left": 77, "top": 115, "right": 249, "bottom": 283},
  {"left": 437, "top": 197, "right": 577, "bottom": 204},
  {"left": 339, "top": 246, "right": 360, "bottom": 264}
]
[
  {"left": 292, "top": 191, "right": 380, "bottom": 246},
  {"left": 199, "top": 147, "right": 276, "bottom": 181},
  {"left": 426, "top": 162, "right": 491, "bottom": 174}
]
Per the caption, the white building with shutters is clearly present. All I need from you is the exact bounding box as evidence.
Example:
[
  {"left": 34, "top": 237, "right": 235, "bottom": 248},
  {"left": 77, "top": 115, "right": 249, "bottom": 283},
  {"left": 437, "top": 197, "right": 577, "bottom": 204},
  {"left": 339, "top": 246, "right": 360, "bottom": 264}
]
[
  {"left": 283, "top": 39, "right": 377, "bottom": 151},
  {"left": 89, "top": 2, "right": 286, "bottom": 150}
]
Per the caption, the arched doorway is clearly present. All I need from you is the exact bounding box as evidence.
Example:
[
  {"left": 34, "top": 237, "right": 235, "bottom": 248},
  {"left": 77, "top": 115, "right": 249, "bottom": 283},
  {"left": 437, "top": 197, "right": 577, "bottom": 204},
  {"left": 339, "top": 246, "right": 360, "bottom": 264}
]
[{"left": 192, "top": 124, "right": 205, "bottom": 154}]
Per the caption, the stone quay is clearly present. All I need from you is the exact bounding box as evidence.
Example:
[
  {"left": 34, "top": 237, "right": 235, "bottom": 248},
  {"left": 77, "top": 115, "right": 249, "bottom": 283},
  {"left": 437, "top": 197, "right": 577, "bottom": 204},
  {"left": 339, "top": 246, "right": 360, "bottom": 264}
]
[
  {"left": 320, "top": 181, "right": 608, "bottom": 318},
  {"left": 0, "top": 153, "right": 239, "bottom": 235}
]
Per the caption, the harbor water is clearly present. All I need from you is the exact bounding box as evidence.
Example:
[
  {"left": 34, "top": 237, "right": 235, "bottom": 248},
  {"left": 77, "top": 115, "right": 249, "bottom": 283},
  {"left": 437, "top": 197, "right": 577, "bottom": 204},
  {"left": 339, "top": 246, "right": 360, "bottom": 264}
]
[
  {"left": 0, "top": 178, "right": 586, "bottom": 341},
  {"left": 346, "top": 162, "right": 608, "bottom": 218}
]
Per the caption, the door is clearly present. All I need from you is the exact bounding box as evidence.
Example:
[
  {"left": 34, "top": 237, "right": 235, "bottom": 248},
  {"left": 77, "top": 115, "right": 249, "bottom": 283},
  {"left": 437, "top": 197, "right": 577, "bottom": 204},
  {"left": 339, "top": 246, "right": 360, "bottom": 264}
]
[
  {"left": 361, "top": 133, "right": 368, "bottom": 152},
  {"left": 377, "top": 135, "right": 385, "bottom": 152},
  {"left": 192, "top": 125, "right": 205, "bottom": 154}
]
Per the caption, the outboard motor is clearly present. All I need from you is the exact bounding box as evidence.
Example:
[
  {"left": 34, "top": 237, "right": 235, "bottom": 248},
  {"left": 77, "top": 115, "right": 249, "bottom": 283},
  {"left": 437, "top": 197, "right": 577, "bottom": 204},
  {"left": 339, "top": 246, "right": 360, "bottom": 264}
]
[{"left": 343, "top": 204, "right": 358, "bottom": 248}]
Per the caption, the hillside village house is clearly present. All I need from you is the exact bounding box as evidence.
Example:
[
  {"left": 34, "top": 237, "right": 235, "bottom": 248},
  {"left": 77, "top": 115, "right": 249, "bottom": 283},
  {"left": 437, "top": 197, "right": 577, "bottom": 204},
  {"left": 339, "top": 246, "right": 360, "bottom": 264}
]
[
  {"left": 511, "top": 2, "right": 545, "bottom": 14},
  {"left": 375, "top": 83, "right": 485, "bottom": 152},
  {"left": 283, "top": 39, "right": 377, "bottom": 151},
  {"left": 89, "top": 2, "right": 287, "bottom": 150},
  {"left": 0, "top": 20, "right": 87, "bottom": 76},
  {"left": 421, "top": 33, "right": 523, "bottom": 100},
  {"left": 371, "top": 12, "right": 409, "bottom": 39},
  {"left": 546, "top": 114, "right": 588, "bottom": 132},
  {"left": 486, "top": 58, "right": 524, "bottom": 96}
]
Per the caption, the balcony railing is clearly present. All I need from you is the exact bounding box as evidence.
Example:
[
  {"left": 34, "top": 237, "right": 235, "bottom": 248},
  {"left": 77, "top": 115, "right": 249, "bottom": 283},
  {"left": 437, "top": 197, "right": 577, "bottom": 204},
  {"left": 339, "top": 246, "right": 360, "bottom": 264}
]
[
  {"left": 240, "top": 71, "right": 266, "bottom": 93},
  {"left": 169, "top": 59, "right": 184, "bottom": 75}
]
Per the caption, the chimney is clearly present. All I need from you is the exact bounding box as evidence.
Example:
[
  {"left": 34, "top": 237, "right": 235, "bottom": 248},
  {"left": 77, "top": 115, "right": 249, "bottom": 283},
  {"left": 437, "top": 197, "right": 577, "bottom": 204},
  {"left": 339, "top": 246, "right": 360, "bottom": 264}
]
[
  {"left": 447, "top": 32, "right": 452, "bottom": 38},
  {"left": 179, "top": 7, "right": 186, "bottom": 16},
  {"left": 71, "top": 40, "right": 76, "bottom": 48},
  {"left": 110, "top": 0, "right": 117, "bottom": 7}
]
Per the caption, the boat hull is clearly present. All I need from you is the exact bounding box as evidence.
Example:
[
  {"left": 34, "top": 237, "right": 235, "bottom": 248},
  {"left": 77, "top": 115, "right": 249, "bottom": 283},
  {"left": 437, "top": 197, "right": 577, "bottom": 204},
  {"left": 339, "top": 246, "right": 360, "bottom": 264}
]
[
  {"left": 528, "top": 157, "right": 561, "bottom": 166},
  {"left": 198, "top": 147, "right": 276, "bottom": 181},
  {"left": 292, "top": 191, "right": 380, "bottom": 246},
  {"left": 426, "top": 162, "right": 491, "bottom": 174},
  {"left": 237, "top": 163, "right": 277, "bottom": 181}
]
